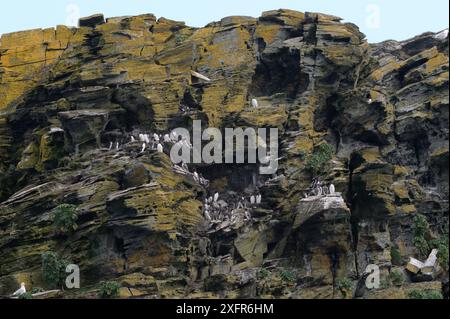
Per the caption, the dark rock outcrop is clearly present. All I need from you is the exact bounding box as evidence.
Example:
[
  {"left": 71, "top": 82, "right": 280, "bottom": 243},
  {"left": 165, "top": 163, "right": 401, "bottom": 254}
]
[{"left": 0, "top": 9, "right": 448, "bottom": 299}]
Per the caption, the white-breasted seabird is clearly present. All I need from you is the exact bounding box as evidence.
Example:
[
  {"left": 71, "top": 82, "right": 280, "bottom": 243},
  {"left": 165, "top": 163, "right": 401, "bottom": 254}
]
[
  {"left": 153, "top": 133, "right": 160, "bottom": 142},
  {"left": 131, "top": 136, "right": 136, "bottom": 143},
  {"left": 193, "top": 171, "right": 199, "bottom": 182},
  {"left": 329, "top": 184, "right": 336, "bottom": 195},
  {"left": 115, "top": 142, "right": 120, "bottom": 150},
  {"left": 204, "top": 210, "right": 211, "bottom": 221},
  {"left": 251, "top": 98, "right": 258, "bottom": 108},
  {"left": 109, "top": 142, "right": 113, "bottom": 150},
  {"left": 141, "top": 143, "right": 146, "bottom": 153},
  {"left": 139, "top": 134, "right": 145, "bottom": 142},
  {"left": 256, "top": 195, "right": 262, "bottom": 204},
  {"left": 214, "top": 193, "right": 219, "bottom": 202},
  {"left": 12, "top": 282, "right": 26, "bottom": 296},
  {"left": 250, "top": 195, "right": 256, "bottom": 205},
  {"left": 157, "top": 143, "right": 163, "bottom": 153}
]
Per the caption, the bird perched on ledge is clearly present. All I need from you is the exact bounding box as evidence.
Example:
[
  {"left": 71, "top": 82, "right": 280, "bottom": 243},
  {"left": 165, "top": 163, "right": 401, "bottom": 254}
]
[
  {"left": 140, "top": 143, "right": 146, "bottom": 154},
  {"left": 12, "top": 283, "right": 26, "bottom": 297},
  {"left": 329, "top": 184, "right": 336, "bottom": 195}
]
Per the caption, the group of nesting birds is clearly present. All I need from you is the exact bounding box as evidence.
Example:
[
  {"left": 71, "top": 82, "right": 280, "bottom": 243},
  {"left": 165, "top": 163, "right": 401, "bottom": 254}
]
[
  {"left": 107, "top": 132, "right": 164, "bottom": 154},
  {"left": 304, "top": 179, "right": 336, "bottom": 198},
  {"left": 203, "top": 192, "right": 263, "bottom": 226},
  {"left": 106, "top": 130, "right": 196, "bottom": 156},
  {"left": 106, "top": 97, "right": 263, "bottom": 154},
  {"left": 173, "top": 161, "right": 209, "bottom": 187},
  {"left": 6, "top": 97, "right": 342, "bottom": 297}
]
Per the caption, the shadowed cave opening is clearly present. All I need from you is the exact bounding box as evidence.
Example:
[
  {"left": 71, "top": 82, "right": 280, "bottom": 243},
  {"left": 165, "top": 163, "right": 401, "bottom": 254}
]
[{"left": 249, "top": 47, "right": 309, "bottom": 99}]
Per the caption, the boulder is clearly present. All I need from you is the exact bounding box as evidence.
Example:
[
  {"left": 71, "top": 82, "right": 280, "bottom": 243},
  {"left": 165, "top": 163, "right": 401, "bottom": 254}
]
[
  {"left": 406, "top": 257, "right": 425, "bottom": 274},
  {"left": 422, "top": 249, "right": 439, "bottom": 273},
  {"left": 293, "top": 193, "right": 350, "bottom": 229},
  {"left": 79, "top": 14, "right": 105, "bottom": 28},
  {"left": 0, "top": 8, "right": 448, "bottom": 299}
]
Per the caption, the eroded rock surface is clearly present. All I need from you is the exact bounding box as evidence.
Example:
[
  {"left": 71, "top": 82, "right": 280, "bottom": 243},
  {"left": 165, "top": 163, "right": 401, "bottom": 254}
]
[{"left": 0, "top": 10, "right": 448, "bottom": 299}]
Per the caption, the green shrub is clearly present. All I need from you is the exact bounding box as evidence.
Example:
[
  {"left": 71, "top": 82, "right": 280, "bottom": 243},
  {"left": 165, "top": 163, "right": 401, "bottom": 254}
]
[
  {"left": 18, "top": 292, "right": 33, "bottom": 299},
  {"left": 408, "top": 289, "right": 443, "bottom": 299},
  {"left": 258, "top": 268, "right": 270, "bottom": 279},
  {"left": 279, "top": 270, "right": 296, "bottom": 283},
  {"left": 41, "top": 251, "right": 70, "bottom": 288},
  {"left": 99, "top": 281, "right": 121, "bottom": 299},
  {"left": 412, "top": 214, "right": 431, "bottom": 259},
  {"left": 380, "top": 278, "right": 390, "bottom": 289},
  {"left": 306, "top": 143, "right": 334, "bottom": 174},
  {"left": 335, "top": 277, "right": 353, "bottom": 298},
  {"left": 413, "top": 236, "right": 430, "bottom": 259},
  {"left": 175, "top": 34, "right": 189, "bottom": 44},
  {"left": 413, "top": 214, "right": 430, "bottom": 235},
  {"left": 430, "top": 237, "right": 449, "bottom": 271},
  {"left": 52, "top": 204, "right": 78, "bottom": 234},
  {"left": 390, "top": 247, "right": 403, "bottom": 266},
  {"left": 430, "top": 235, "right": 449, "bottom": 272},
  {"left": 389, "top": 270, "right": 404, "bottom": 287},
  {"left": 31, "top": 287, "right": 45, "bottom": 294},
  {"left": 412, "top": 214, "right": 449, "bottom": 270}
]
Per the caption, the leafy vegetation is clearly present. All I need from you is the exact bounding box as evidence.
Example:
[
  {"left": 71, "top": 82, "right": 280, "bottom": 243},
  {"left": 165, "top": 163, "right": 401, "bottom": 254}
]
[
  {"left": 258, "top": 268, "right": 270, "bottom": 279},
  {"left": 99, "top": 281, "right": 121, "bottom": 298},
  {"left": 389, "top": 270, "right": 404, "bottom": 287},
  {"left": 412, "top": 214, "right": 449, "bottom": 270},
  {"left": 175, "top": 33, "right": 189, "bottom": 44},
  {"left": 306, "top": 143, "right": 334, "bottom": 174},
  {"left": 31, "top": 287, "right": 45, "bottom": 294},
  {"left": 408, "top": 289, "right": 443, "bottom": 299},
  {"left": 380, "top": 278, "right": 390, "bottom": 289},
  {"left": 51, "top": 204, "right": 78, "bottom": 234},
  {"left": 430, "top": 228, "right": 449, "bottom": 272},
  {"left": 413, "top": 214, "right": 430, "bottom": 259},
  {"left": 41, "top": 251, "right": 71, "bottom": 288},
  {"left": 18, "top": 292, "right": 33, "bottom": 299},
  {"left": 335, "top": 277, "right": 353, "bottom": 298},
  {"left": 279, "top": 269, "right": 296, "bottom": 283},
  {"left": 390, "top": 247, "right": 403, "bottom": 266}
]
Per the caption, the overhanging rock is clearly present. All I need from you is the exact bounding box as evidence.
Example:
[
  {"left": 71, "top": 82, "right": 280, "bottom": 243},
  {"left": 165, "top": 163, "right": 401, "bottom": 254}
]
[
  {"left": 293, "top": 193, "right": 350, "bottom": 229},
  {"left": 79, "top": 14, "right": 105, "bottom": 28}
]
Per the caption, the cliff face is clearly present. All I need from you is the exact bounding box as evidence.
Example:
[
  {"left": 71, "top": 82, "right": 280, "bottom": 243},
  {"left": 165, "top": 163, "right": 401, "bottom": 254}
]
[{"left": 0, "top": 10, "right": 448, "bottom": 299}]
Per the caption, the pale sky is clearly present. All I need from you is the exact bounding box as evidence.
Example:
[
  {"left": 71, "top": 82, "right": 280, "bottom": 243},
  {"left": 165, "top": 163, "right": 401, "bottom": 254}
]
[{"left": 0, "top": 0, "right": 449, "bottom": 43}]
